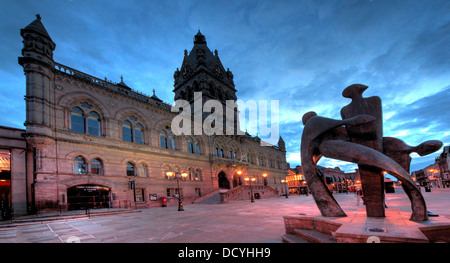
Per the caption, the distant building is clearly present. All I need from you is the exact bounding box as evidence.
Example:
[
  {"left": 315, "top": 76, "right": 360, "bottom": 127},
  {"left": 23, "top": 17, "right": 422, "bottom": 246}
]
[
  {"left": 1, "top": 15, "right": 288, "bottom": 217},
  {"left": 412, "top": 146, "right": 450, "bottom": 188},
  {"left": 287, "top": 165, "right": 357, "bottom": 195}
]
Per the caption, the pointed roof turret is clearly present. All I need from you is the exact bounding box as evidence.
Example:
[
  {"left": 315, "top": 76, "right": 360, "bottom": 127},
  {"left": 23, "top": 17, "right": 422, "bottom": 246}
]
[
  {"left": 22, "top": 14, "right": 53, "bottom": 42},
  {"left": 19, "top": 14, "right": 56, "bottom": 67},
  {"left": 193, "top": 30, "right": 206, "bottom": 45}
]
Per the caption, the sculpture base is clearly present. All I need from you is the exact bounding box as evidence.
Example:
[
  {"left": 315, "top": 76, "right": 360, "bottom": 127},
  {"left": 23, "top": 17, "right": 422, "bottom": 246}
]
[{"left": 283, "top": 208, "right": 450, "bottom": 243}]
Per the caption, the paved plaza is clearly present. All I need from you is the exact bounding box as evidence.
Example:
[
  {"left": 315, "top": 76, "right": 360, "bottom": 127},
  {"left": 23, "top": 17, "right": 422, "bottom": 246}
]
[{"left": 1, "top": 187, "right": 449, "bottom": 243}]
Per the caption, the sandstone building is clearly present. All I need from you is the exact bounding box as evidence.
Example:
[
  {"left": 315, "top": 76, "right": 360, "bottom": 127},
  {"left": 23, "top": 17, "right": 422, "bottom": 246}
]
[{"left": 1, "top": 15, "right": 287, "bottom": 216}]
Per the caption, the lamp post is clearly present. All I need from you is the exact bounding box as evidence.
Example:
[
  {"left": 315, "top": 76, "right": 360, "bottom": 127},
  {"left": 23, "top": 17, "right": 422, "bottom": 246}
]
[
  {"left": 166, "top": 171, "right": 189, "bottom": 211},
  {"left": 244, "top": 176, "right": 256, "bottom": 202},
  {"left": 262, "top": 172, "right": 268, "bottom": 186},
  {"left": 281, "top": 179, "right": 289, "bottom": 198}
]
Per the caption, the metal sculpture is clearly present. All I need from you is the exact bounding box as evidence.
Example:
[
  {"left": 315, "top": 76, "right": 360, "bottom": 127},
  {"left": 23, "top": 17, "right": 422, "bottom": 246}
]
[{"left": 301, "top": 84, "right": 442, "bottom": 221}]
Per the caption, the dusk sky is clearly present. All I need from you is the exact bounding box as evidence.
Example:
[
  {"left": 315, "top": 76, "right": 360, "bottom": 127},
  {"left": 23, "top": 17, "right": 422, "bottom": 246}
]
[{"left": 1, "top": 0, "right": 449, "bottom": 174}]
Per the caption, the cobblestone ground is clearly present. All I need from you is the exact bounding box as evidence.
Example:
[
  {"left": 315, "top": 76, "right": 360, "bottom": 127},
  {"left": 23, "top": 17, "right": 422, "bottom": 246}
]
[{"left": 1, "top": 187, "right": 449, "bottom": 243}]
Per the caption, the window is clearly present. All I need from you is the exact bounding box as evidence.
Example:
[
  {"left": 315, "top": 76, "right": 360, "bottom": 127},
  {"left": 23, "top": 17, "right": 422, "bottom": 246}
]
[
  {"left": 268, "top": 157, "right": 274, "bottom": 168},
  {"left": 160, "top": 126, "right": 175, "bottom": 150},
  {"left": 188, "top": 167, "right": 195, "bottom": 180},
  {"left": 91, "top": 158, "right": 103, "bottom": 175},
  {"left": 258, "top": 154, "right": 264, "bottom": 166},
  {"left": 167, "top": 188, "right": 182, "bottom": 197},
  {"left": 134, "top": 188, "right": 145, "bottom": 202},
  {"left": 71, "top": 107, "right": 85, "bottom": 134},
  {"left": 126, "top": 162, "right": 135, "bottom": 176},
  {"left": 134, "top": 123, "right": 144, "bottom": 144},
  {"left": 163, "top": 164, "right": 172, "bottom": 179},
  {"left": 229, "top": 146, "right": 237, "bottom": 159},
  {"left": 87, "top": 111, "right": 101, "bottom": 136},
  {"left": 138, "top": 163, "right": 148, "bottom": 177},
  {"left": 215, "top": 142, "right": 224, "bottom": 158},
  {"left": 122, "top": 120, "right": 132, "bottom": 142},
  {"left": 73, "top": 156, "right": 87, "bottom": 174},
  {"left": 194, "top": 168, "right": 203, "bottom": 181},
  {"left": 122, "top": 116, "right": 144, "bottom": 144},
  {"left": 70, "top": 102, "right": 102, "bottom": 136},
  {"left": 187, "top": 137, "right": 201, "bottom": 154},
  {"left": 247, "top": 152, "right": 254, "bottom": 164},
  {"left": 188, "top": 140, "right": 194, "bottom": 153}
]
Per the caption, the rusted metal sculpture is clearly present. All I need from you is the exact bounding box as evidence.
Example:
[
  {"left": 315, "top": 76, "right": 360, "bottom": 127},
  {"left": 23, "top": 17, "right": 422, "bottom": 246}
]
[{"left": 301, "top": 84, "right": 442, "bottom": 221}]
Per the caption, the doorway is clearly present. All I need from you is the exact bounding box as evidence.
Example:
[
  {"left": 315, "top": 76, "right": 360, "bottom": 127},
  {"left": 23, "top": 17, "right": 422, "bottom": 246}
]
[
  {"left": 218, "top": 171, "right": 230, "bottom": 189},
  {"left": 0, "top": 149, "right": 11, "bottom": 219},
  {"left": 67, "top": 184, "right": 110, "bottom": 210}
]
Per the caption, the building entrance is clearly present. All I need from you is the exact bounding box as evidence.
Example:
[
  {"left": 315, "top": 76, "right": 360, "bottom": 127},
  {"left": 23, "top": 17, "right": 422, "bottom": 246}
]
[
  {"left": 218, "top": 171, "right": 230, "bottom": 189},
  {"left": 67, "top": 184, "right": 110, "bottom": 210},
  {"left": 0, "top": 149, "right": 11, "bottom": 220}
]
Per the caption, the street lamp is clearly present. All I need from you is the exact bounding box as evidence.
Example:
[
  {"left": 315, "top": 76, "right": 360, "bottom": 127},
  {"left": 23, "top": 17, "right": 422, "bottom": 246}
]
[
  {"left": 262, "top": 172, "right": 268, "bottom": 186},
  {"left": 244, "top": 176, "right": 256, "bottom": 202},
  {"left": 281, "top": 179, "right": 289, "bottom": 198},
  {"left": 166, "top": 171, "right": 189, "bottom": 211}
]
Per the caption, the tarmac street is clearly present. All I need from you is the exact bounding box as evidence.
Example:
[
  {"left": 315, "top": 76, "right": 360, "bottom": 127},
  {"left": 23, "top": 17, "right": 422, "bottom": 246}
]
[{"left": 1, "top": 187, "right": 449, "bottom": 243}]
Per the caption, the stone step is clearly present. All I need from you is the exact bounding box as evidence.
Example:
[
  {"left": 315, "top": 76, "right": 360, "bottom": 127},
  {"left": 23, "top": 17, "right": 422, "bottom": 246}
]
[
  {"left": 293, "top": 229, "right": 337, "bottom": 243},
  {"left": 0, "top": 209, "right": 140, "bottom": 228},
  {"left": 281, "top": 233, "right": 311, "bottom": 243}
]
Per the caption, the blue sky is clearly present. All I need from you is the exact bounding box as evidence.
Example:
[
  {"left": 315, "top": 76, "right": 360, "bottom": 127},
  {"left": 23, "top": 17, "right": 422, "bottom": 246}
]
[{"left": 1, "top": 0, "right": 449, "bottom": 174}]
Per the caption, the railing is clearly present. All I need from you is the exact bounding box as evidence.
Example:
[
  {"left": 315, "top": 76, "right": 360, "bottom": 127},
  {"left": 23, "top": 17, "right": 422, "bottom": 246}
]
[
  {"left": 54, "top": 62, "right": 172, "bottom": 110},
  {"left": 221, "top": 185, "right": 279, "bottom": 202}
]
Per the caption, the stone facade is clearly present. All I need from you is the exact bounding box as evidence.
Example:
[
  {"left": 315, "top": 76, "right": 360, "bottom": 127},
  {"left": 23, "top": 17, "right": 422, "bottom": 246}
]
[{"left": 14, "top": 15, "right": 287, "bottom": 213}]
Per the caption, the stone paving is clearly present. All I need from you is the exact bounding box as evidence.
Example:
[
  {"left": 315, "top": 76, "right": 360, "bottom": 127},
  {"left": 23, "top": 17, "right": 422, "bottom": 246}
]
[{"left": 1, "top": 187, "right": 449, "bottom": 243}]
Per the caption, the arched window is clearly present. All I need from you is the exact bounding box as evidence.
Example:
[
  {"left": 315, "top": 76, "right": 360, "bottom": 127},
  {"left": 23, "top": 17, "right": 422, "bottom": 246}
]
[
  {"left": 188, "top": 167, "right": 195, "bottom": 180},
  {"left": 122, "top": 116, "right": 144, "bottom": 144},
  {"left": 138, "top": 163, "right": 148, "bottom": 177},
  {"left": 163, "top": 164, "right": 172, "bottom": 179},
  {"left": 73, "top": 156, "right": 87, "bottom": 174},
  {"left": 268, "top": 156, "right": 274, "bottom": 168},
  {"left": 187, "top": 136, "right": 201, "bottom": 154},
  {"left": 91, "top": 158, "right": 103, "bottom": 175},
  {"left": 126, "top": 162, "right": 135, "bottom": 176},
  {"left": 70, "top": 102, "right": 102, "bottom": 136},
  {"left": 229, "top": 145, "right": 237, "bottom": 159},
  {"left": 195, "top": 168, "right": 203, "bottom": 181},
  {"left": 160, "top": 126, "right": 175, "bottom": 150},
  {"left": 258, "top": 153, "right": 264, "bottom": 166},
  {"left": 247, "top": 151, "right": 254, "bottom": 164},
  {"left": 215, "top": 142, "right": 224, "bottom": 158},
  {"left": 71, "top": 107, "right": 85, "bottom": 134},
  {"left": 87, "top": 111, "right": 101, "bottom": 136}
]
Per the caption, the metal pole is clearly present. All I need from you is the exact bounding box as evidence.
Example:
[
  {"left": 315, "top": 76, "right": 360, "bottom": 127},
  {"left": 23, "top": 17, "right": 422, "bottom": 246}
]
[
  {"left": 177, "top": 179, "right": 184, "bottom": 211},
  {"left": 250, "top": 180, "right": 255, "bottom": 202}
]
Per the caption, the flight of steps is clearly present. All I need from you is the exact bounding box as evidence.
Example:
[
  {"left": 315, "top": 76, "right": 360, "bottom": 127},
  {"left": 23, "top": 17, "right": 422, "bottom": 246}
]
[
  {"left": 0, "top": 209, "right": 140, "bottom": 228},
  {"left": 282, "top": 215, "right": 341, "bottom": 243},
  {"left": 282, "top": 229, "right": 337, "bottom": 243}
]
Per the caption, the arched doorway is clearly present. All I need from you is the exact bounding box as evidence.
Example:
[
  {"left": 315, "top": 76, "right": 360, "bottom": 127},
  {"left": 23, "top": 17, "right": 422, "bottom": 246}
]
[
  {"left": 67, "top": 184, "right": 110, "bottom": 210},
  {"left": 218, "top": 171, "right": 230, "bottom": 189}
]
